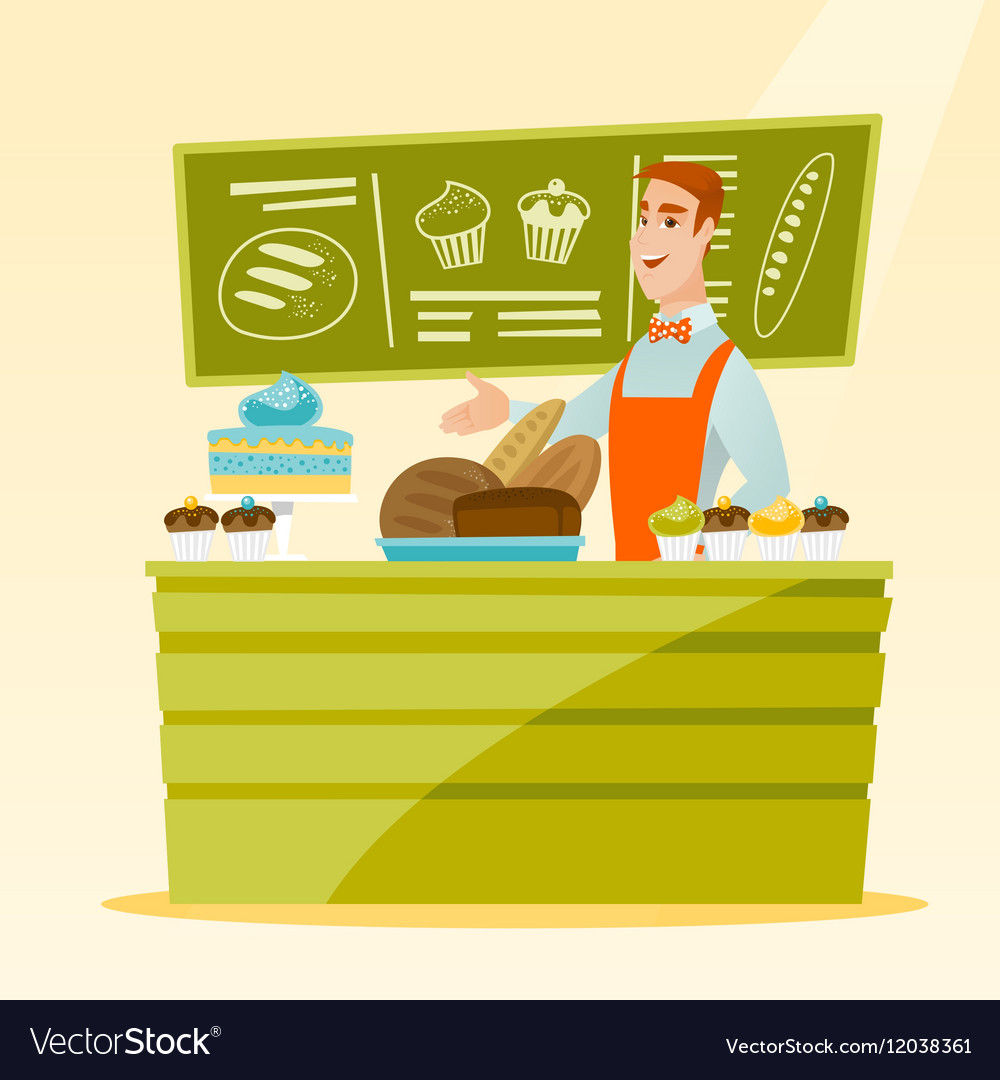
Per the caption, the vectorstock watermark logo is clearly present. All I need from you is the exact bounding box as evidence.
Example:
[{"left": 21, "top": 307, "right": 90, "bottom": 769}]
[{"left": 29, "top": 1025, "right": 221, "bottom": 1056}]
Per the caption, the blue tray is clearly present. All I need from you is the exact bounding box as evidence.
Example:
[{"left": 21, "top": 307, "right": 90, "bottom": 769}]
[{"left": 376, "top": 536, "right": 585, "bottom": 562}]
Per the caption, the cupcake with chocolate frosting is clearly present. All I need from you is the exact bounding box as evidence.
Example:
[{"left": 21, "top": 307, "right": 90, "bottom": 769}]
[
  {"left": 800, "top": 497, "right": 849, "bottom": 560},
  {"left": 221, "top": 497, "right": 275, "bottom": 561},
  {"left": 701, "top": 497, "right": 750, "bottom": 561},
  {"left": 164, "top": 497, "right": 218, "bottom": 561}
]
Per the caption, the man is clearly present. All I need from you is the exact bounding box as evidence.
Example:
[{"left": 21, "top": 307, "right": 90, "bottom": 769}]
[{"left": 440, "top": 161, "right": 789, "bottom": 560}]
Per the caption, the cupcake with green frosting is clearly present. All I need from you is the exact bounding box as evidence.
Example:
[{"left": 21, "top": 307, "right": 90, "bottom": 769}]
[
  {"left": 415, "top": 181, "right": 491, "bottom": 269},
  {"left": 648, "top": 496, "right": 705, "bottom": 560}
]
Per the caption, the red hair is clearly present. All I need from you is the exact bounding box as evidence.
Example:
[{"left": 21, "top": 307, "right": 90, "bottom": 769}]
[{"left": 633, "top": 161, "right": 724, "bottom": 252}]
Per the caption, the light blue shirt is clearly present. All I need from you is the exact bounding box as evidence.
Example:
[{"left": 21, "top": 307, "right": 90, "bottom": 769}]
[{"left": 510, "top": 303, "right": 789, "bottom": 512}]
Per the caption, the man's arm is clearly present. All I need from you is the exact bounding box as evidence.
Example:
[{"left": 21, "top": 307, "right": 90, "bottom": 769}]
[
  {"left": 509, "top": 361, "right": 621, "bottom": 441},
  {"left": 706, "top": 347, "right": 789, "bottom": 511}
]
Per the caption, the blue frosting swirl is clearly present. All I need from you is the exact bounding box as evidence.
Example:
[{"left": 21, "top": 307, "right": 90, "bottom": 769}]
[{"left": 239, "top": 371, "right": 323, "bottom": 427}]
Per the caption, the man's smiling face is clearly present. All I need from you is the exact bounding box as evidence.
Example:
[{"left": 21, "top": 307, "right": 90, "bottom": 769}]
[{"left": 629, "top": 179, "right": 715, "bottom": 302}]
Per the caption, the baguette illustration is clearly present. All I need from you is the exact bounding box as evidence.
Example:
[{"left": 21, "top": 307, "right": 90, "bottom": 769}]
[
  {"left": 512, "top": 435, "right": 601, "bottom": 510},
  {"left": 753, "top": 152, "right": 835, "bottom": 339},
  {"left": 483, "top": 399, "right": 565, "bottom": 485}
]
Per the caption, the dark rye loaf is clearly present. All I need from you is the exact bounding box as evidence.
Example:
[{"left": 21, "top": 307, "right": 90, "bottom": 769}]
[{"left": 453, "top": 487, "right": 582, "bottom": 538}]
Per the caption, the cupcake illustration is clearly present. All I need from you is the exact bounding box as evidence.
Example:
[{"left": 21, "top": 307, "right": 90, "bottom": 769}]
[
  {"left": 800, "top": 496, "right": 849, "bottom": 560},
  {"left": 415, "top": 181, "right": 491, "bottom": 269},
  {"left": 222, "top": 497, "right": 276, "bottom": 561},
  {"left": 748, "top": 496, "right": 805, "bottom": 560},
  {"left": 648, "top": 495, "right": 705, "bottom": 560},
  {"left": 701, "top": 496, "right": 750, "bottom": 561},
  {"left": 164, "top": 496, "right": 218, "bottom": 561},
  {"left": 518, "top": 178, "right": 591, "bottom": 264}
]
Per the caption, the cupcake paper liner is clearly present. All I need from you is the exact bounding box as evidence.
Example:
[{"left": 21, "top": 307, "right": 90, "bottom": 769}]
[
  {"left": 755, "top": 532, "right": 800, "bottom": 561},
  {"left": 428, "top": 226, "right": 487, "bottom": 269},
  {"left": 226, "top": 529, "right": 271, "bottom": 561},
  {"left": 801, "top": 529, "right": 845, "bottom": 561},
  {"left": 169, "top": 529, "right": 214, "bottom": 562},
  {"left": 702, "top": 530, "right": 749, "bottom": 561},
  {"left": 522, "top": 222, "right": 584, "bottom": 264},
  {"left": 656, "top": 533, "right": 700, "bottom": 561}
]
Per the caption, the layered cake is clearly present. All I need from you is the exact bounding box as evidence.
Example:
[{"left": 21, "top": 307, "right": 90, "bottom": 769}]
[
  {"left": 208, "top": 371, "right": 353, "bottom": 494},
  {"left": 453, "top": 487, "right": 582, "bottom": 537}
]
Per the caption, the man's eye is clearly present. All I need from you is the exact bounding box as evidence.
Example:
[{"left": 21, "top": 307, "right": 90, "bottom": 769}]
[
  {"left": 659, "top": 218, "right": 679, "bottom": 229},
  {"left": 639, "top": 216, "right": 648, "bottom": 227}
]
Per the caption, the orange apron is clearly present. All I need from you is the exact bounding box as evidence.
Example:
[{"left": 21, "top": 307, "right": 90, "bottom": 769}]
[{"left": 609, "top": 338, "right": 735, "bottom": 560}]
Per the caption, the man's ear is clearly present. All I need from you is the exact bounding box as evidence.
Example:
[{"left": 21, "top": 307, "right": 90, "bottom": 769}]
[{"left": 695, "top": 216, "right": 716, "bottom": 249}]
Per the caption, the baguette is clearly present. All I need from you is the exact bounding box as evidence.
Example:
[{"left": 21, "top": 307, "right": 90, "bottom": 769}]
[
  {"left": 753, "top": 151, "right": 835, "bottom": 339},
  {"left": 483, "top": 399, "right": 565, "bottom": 484}
]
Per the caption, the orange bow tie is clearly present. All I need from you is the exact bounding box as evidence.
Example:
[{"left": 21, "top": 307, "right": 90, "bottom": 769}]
[{"left": 648, "top": 315, "right": 693, "bottom": 344}]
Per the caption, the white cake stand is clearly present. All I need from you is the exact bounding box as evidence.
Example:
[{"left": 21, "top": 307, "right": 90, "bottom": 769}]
[{"left": 204, "top": 493, "right": 357, "bottom": 560}]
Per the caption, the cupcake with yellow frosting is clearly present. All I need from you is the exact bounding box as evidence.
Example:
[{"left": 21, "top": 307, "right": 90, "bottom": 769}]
[
  {"left": 648, "top": 496, "right": 705, "bottom": 560},
  {"left": 701, "top": 496, "right": 750, "bottom": 561},
  {"left": 748, "top": 496, "right": 804, "bottom": 560},
  {"left": 415, "top": 181, "right": 491, "bottom": 269}
]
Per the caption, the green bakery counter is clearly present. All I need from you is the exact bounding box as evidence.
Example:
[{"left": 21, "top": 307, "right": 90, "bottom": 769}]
[{"left": 146, "top": 561, "right": 893, "bottom": 904}]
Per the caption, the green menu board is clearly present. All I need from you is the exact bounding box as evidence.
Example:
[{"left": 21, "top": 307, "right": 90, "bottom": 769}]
[{"left": 174, "top": 115, "right": 880, "bottom": 386}]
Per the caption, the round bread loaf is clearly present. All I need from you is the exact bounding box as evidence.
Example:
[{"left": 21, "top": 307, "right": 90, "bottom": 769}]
[
  {"left": 380, "top": 458, "right": 504, "bottom": 538},
  {"left": 512, "top": 435, "right": 601, "bottom": 510}
]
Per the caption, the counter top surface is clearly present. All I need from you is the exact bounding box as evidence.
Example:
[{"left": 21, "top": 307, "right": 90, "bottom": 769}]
[{"left": 147, "top": 560, "right": 892, "bottom": 580}]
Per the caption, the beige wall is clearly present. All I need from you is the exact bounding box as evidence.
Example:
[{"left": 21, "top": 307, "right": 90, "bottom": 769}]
[{"left": 1, "top": 0, "right": 997, "bottom": 999}]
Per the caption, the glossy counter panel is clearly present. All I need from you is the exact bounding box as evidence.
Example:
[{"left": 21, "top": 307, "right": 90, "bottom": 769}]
[{"left": 147, "top": 561, "right": 892, "bottom": 903}]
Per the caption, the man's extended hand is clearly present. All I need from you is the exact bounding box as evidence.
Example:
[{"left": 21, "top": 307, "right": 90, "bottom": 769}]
[{"left": 439, "top": 371, "right": 509, "bottom": 435}]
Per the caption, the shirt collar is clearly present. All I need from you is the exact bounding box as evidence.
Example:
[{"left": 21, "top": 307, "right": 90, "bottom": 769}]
[{"left": 655, "top": 302, "right": 717, "bottom": 335}]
